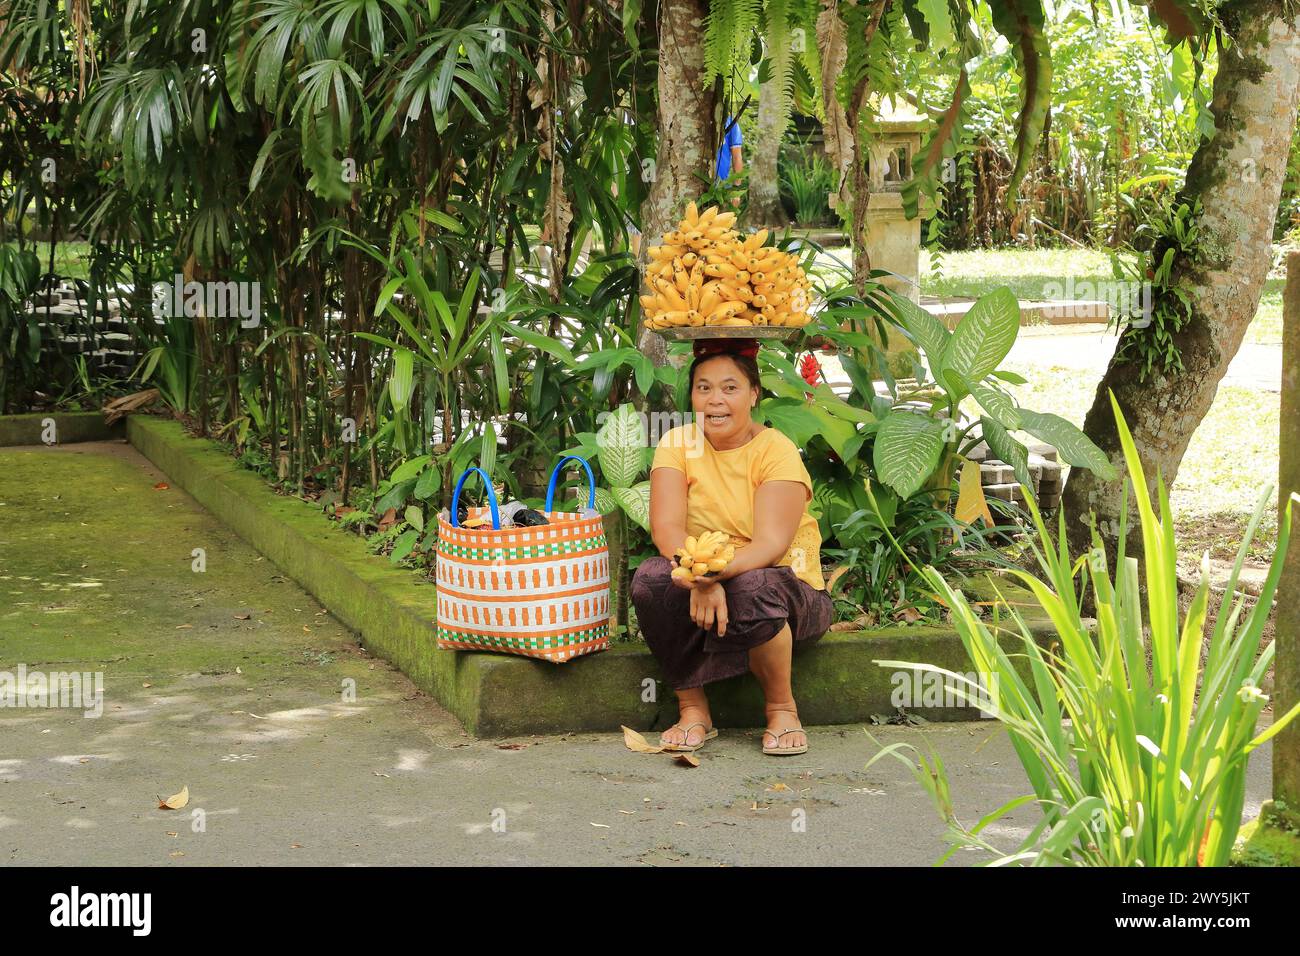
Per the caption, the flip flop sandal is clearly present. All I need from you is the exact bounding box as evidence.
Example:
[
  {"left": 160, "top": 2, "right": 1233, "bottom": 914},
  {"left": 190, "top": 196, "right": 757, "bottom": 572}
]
[
  {"left": 762, "top": 726, "right": 808, "bottom": 756},
  {"left": 660, "top": 721, "right": 718, "bottom": 752}
]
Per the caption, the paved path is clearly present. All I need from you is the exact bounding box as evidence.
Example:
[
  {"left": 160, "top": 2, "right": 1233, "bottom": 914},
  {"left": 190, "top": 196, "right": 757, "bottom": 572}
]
[
  {"left": 0, "top": 441, "right": 1276, "bottom": 865},
  {"left": 1009, "top": 324, "right": 1282, "bottom": 393}
]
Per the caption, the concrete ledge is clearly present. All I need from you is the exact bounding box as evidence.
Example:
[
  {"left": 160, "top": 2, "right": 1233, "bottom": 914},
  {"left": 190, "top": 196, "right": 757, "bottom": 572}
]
[
  {"left": 125, "top": 414, "right": 1056, "bottom": 737},
  {"left": 0, "top": 411, "right": 122, "bottom": 446},
  {"left": 921, "top": 297, "right": 1111, "bottom": 329}
]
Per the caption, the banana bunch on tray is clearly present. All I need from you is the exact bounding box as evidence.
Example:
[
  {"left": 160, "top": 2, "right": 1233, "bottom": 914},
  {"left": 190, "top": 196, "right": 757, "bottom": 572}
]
[
  {"left": 669, "top": 531, "right": 737, "bottom": 584},
  {"left": 640, "top": 202, "right": 812, "bottom": 331}
]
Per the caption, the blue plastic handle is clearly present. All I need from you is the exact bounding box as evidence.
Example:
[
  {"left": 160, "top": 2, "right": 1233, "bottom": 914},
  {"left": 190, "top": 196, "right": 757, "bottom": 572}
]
[
  {"left": 544, "top": 455, "right": 597, "bottom": 513},
  {"left": 449, "top": 467, "right": 500, "bottom": 529}
]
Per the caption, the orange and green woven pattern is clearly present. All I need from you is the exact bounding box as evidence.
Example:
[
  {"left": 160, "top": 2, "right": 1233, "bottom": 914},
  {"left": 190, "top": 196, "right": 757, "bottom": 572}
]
[{"left": 434, "top": 507, "right": 612, "bottom": 663}]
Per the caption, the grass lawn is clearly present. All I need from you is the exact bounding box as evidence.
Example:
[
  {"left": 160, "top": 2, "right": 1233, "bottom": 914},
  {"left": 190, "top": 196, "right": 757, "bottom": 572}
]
[
  {"left": 913, "top": 247, "right": 1286, "bottom": 347},
  {"left": 1001, "top": 358, "right": 1280, "bottom": 561},
  {"left": 24, "top": 239, "right": 95, "bottom": 281}
]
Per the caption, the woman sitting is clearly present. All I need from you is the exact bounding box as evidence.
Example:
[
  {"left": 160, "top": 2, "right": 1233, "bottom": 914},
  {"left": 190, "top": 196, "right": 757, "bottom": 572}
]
[{"left": 630, "top": 339, "right": 833, "bottom": 755}]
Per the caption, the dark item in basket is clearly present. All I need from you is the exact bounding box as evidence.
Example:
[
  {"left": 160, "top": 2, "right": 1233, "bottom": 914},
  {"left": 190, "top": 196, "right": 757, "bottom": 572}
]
[{"left": 514, "top": 508, "right": 550, "bottom": 527}]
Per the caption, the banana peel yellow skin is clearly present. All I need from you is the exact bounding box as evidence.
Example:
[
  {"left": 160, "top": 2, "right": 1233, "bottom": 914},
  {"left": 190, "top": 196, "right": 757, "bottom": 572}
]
[
  {"left": 642, "top": 204, "right": 812, "bottom": 332},
  {"left": 670, "top": 532, "right": 737, "bottom": 584}
]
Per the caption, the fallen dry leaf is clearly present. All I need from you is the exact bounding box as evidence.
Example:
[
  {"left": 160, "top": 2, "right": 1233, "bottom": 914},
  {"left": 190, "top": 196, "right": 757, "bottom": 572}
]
[
  {"left": 496, "top": 742, "right": 529, "bottom": 750},
  {"left": 621, "top": 725, "right": 664, "bottom": 754},
  {"left": 590, "top": 822, "right": 611, "bottom": 829},
  {"left": 234, "top": 613, "right": 251, "bottom": 620},
  {"left": 290, "top": 843, "right": 302, "bottom": 849},
  {"left": 830, "top": 613, "right": 879, "bottom": 632},
  {"left": 153, "top": 482, "right": 169, "bottom": 491},
  {"left": 102, "top": 388, "right": 159, "bottom": 424},
  {"left": 767, "top": 782, "right": 790, "bottom": 792},
  {"left": 166, "top": 831, "right": 178, "bottom": 838},
  {"left": 672, "top": 752, "right": 700, "bottom": 768},
  {"left": 175, "top": 624, "right": 192, "bottom": 630},
  {"left": 158, "top": 785, "right": 189, "bottom": 810},
  {"left": 169, "top": 851, "right": 184, "bottom": 858},
  {"left": 142, "top": 682, "right": 152, "bottom": 688},
  {"left": 891, "top": 605, "right": 923, "bottom": 623}
]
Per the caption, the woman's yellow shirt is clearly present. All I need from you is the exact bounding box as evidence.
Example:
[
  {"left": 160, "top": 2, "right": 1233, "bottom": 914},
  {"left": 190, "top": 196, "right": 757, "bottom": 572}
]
[{"left": 651, "top": 422, "right": 825, "bottom": 591}]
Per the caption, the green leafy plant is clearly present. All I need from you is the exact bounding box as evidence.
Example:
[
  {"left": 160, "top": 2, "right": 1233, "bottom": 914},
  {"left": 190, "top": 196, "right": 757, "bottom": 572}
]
[
  {"left": 589, "top": 402, "right": 653, "bottom": 532},
  {"left": 881, "top": 285, "right": 1116, "bottom": 503},
  {"left": 561, "top": 402, "right": 655, "bottom": 637},
  {"left": 1110, "top": 195, "right": 1203, "bottom": 381},
  {"left": 371, "top": 422, "right": 495, "bottom": 566},
  {"left": 0, "top": 242, "right": 42, "bottom": 413},
  {"left": 132, "top": 312, "right": 199, "bottom": 415},
  {"left": 869, "top": 394, "right": 1300, "bottom": 866},
  {"left": 823, "top": 491, "right": 1023, "bottom": 625},
  {"left": 779, "top": 143, "right": 835, "bottom": 226}
]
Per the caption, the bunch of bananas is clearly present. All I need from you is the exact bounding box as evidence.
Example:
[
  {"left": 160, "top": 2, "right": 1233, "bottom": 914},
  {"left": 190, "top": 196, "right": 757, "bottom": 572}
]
[
  {"left": 639, "top": 202, "right": 812, "bottom": 331},
  {"left": 669, "top": 531, "right": 737, "bottom": 584}
]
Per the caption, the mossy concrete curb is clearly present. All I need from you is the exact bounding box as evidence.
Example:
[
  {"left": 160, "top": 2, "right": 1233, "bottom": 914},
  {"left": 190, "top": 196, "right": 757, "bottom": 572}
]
[
  {"left": 125, "top": 414, "right": 1056, "bottom": 737},
  {"left": 0, "top": 411, "right": 122, "bottom": 446},
  {"left": 1234, "top": 800, "right": 1300, "bottom": 866}
]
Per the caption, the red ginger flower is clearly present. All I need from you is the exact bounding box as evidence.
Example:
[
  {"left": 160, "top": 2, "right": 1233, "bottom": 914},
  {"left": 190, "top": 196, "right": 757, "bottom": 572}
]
[{"left": 800, "top": 352, "right": 820, "bottom": 389}]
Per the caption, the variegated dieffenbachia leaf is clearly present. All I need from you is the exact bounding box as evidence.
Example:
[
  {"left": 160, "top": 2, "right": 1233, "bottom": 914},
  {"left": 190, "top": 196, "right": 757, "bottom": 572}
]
[
  {"left": 980, "top": 415, "right": 1031, "bottom": 489},
  {"left": 873, "top": 409, "right": 946, "bottom": 500},
  {"left": 943, "top": 287, "right": 1020, "bottom": 383},
  {"left": 1016, "top": 409, "right": 1118, "bottom": 481},
  {"left": 597, "top": 402, "right": 646, "bottom": 489},
  {"left": 891, "top": 293, "right": 951, "bottom": 380},
  {"left": 589, "top": 486, "right": 618, "bottom": 515},
  {"left": 612, "top": 481, "right": 651, "bottom": 531},
  {"left": 971, "top": 381, "right": 1022, "bottom": 430}
]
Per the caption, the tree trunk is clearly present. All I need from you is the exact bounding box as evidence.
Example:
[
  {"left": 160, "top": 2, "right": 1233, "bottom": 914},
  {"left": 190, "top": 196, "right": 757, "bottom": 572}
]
[
  {"left": 817, "top": 0, "right": 883, "bottom": 296},
  {"left": 1061, "top": 0, "right": 1300, "bottom": 563},
  {"left": 636, "top": 0, "right": 718, "bottom": 369},
  {"left": 748, "top": 65, "right": 788, "bottom": 227}
]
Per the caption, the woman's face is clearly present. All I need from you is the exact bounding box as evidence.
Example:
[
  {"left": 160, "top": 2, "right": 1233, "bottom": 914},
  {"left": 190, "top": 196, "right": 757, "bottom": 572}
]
[{"left": 691, "top": 355, "right": 758, "bottom": 443}]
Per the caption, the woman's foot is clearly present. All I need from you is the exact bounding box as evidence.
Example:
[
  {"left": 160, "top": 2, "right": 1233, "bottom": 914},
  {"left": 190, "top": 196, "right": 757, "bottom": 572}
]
[
  {"left": 661, "top": 703, "right": 714, "bottom": 750},
  {"left": 762, "top": 705, "right": 807, "bottom": 754}
]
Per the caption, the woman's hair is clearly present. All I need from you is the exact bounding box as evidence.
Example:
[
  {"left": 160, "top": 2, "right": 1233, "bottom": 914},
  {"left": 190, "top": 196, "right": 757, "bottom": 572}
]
[{"left": 688, "top": 351, "right": 762, "bottom": 395}]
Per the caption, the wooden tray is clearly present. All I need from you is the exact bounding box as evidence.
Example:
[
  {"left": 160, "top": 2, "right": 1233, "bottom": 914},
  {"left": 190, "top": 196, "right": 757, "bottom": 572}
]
[{"left": 651, "top": 325, "right": 804, "bottom": 344}]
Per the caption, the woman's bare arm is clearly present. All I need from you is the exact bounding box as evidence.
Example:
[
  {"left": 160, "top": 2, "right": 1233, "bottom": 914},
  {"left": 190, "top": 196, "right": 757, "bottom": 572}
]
[
  {"left": 705, "top": 479, "right": 805, "bottom": 584},
  {"left": 648, "top": 467, "right": 690, "bottom": 559}
]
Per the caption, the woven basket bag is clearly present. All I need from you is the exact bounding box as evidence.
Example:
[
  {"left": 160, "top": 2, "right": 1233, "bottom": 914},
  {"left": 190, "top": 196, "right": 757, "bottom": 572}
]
[{"left": 434, "top": 457, "right": 611, "bottom": 662}]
